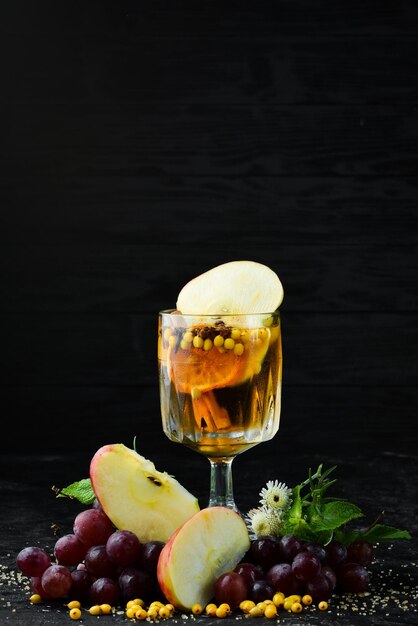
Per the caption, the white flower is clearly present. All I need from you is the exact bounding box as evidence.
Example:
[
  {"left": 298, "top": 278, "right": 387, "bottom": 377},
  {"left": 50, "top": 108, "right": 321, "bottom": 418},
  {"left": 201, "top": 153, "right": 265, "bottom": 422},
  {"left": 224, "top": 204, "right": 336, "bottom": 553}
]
[
  {"left": 259, "top": 479, "right": 292, "bottom": 510},
  {"left": 245, "top": 506, "right": 284, "bottom": 538}
]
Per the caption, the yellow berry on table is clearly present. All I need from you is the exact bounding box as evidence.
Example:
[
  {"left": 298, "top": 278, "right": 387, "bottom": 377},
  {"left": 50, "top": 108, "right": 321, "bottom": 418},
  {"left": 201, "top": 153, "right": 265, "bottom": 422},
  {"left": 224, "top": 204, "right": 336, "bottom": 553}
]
[
  {"left": 318, "top": 600, "right": 329, "bottom": 611},
  {"left": 264, "top": 604, "right": 278, "bottom": 618},
  {"left": 67, "top": 600, "right": 81, "bottom": 609},
  {"left": 29, "top": 594, "right": 42, "bottom": 604},
  {"left": 69, "top": 607, "right": 82, "bottom": 620}
]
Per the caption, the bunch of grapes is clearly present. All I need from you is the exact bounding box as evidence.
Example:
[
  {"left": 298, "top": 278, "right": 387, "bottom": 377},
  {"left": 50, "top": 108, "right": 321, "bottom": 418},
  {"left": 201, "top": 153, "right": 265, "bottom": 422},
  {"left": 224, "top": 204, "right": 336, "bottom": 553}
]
[
  {"left": 16, "top": 502, "right": 165, "bottom": 607},
  {"left": 213, "top": 534, "right": 373, "bottom": 608}
]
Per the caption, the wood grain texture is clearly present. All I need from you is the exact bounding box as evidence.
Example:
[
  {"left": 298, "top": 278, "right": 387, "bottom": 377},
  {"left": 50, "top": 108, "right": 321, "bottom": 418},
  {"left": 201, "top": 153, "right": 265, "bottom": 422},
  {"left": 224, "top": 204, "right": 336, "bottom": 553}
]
[
  {"left": 3, "top": 103, "right": 417, "bottom": 177},
  {"left": 0, "top": 0, "right": 417, "bottom": 459}
]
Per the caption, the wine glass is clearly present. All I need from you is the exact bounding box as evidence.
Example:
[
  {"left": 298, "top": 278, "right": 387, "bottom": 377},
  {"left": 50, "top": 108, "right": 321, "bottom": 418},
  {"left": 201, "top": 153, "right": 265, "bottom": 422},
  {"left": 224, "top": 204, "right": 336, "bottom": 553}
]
[{"left": 158, "top": 310, "right": 282, "bottom": 513}]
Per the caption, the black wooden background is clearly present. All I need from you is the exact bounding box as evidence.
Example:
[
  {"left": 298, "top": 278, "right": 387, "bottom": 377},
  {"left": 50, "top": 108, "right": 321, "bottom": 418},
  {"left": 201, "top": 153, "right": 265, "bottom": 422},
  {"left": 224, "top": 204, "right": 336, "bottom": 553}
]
[{"left": 1, "top": 0, "right": 417, "bottom": 478}]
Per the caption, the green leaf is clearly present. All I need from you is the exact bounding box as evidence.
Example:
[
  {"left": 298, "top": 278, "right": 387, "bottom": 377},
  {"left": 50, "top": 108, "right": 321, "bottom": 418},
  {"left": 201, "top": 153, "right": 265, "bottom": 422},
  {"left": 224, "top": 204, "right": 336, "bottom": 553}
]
[
  {"left": 336, "top": 524, "right": 412, "bottom": 545},
  {"left": 54, "top": 478, "right": 96, "bottom": 505},
  {"left": 309, "top": 500, "right": 363, "bottom": 532}
]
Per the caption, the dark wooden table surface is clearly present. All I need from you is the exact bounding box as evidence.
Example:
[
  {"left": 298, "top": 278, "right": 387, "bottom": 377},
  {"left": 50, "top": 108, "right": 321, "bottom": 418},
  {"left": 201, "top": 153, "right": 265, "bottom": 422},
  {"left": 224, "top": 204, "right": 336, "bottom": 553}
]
[
  {"left": 1, "top": 0, "right": 417, "bottom": 623},
  {"left": 1, "top": 445, "right": 417, "bottom": 625}
]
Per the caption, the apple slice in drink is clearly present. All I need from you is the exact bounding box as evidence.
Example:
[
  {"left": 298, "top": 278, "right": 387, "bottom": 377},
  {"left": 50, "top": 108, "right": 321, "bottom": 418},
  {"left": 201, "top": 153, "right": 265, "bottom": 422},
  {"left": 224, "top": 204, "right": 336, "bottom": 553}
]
[
  {"left": 90, "top": 444, "right": 199, "bottom": 543},
  {"left": 176, "top": 260, "right": 284, "bottom": 316},
  {"left": 157, "top": 506, "right": 250, "bottom": 610}
]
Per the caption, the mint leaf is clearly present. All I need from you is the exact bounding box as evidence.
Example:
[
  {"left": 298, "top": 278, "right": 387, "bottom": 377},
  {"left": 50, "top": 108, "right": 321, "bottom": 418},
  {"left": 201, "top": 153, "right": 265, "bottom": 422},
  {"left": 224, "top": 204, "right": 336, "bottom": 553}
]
[
  {"left": 54, "top": 478, "right": 96, "bottom": 505},
  {"left": 309, "top": 500, "right": 363, "bottom": 532},
  {"left": 336, "top": 524, "right": 412, "bottom": 545}
]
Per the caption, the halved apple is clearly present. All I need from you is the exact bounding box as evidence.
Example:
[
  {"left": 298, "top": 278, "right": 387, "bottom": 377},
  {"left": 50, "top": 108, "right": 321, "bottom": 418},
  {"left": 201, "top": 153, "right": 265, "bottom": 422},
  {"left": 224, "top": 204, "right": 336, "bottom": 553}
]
[
  {"left": 90, "top": 444, "right": 199, "bottom": 543},
  {"left": 157, "top": 506, "right": 250, "bottom": 610},
  {"left": 176, "top": 260, "right": 284, "bottom": 315}
]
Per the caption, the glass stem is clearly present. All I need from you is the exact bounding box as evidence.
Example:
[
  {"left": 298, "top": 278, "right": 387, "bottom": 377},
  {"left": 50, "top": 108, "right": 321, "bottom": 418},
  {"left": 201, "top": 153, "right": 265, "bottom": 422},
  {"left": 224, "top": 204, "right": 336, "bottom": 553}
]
[{"left": 208, "top": 458, "right": 239, "bottom": 512}]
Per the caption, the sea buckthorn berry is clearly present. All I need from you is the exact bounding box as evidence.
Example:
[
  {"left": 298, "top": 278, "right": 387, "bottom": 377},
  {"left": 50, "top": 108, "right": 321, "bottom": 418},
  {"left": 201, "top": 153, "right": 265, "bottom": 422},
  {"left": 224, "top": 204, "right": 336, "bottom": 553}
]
[
  {"left": 273, "top": 592, "right": 285, "bottom": 607},
  {"left": 239, "top": 600, "right": 255, "bottom": 613},
  {"left": 286, "top": 595, "right": 301, "bottom": 603},
  {"left": 125, "top": 607, "right": 136, "bottom": 618},
  {"left": 256, "top": 602, "right": 267, "bottom": 612},
  {"left": 264, "top": 605, "right": 278, "bottom": 619},
  {"left": 249, "top": 606, "right": 263, "bottom": 617},
  {"left": 216, "top": 604, "right": 230, "bottom": 618},
  {"left": 183, "top": 331, "right": 194, "bottom": 343},
  {"left": 240, "top": 330, "right": 250, "bottom": 343},
  {"left": 159, "top": 606, "right": 171, "bottom": 619},
  {"left": 318, "top": 601, "right": 329, "bottom": 611},
  {"left": 165, "top": 604, "right": 175, "bottom": 614},
  {"left": 191, "top": 604, "right": 203, "bottom": 615},
  {"left": 224, "top": 338, "right": 235, "bottom": 350},
  {"left": 29, "top": 594, "right": 42, "bottom": 604},
  {"left": 214, "top": 335, "right": 224, "bottom": 347},
  {"left": 234, "top": 343, "right": 244, "bottom": 356},
  {"left": 231, "top": 328, "right": 241, "bottom": 340},
  {"left": 135, "top": 608, "right": 148, "bottom": 620},
  {"left": 100, "top": 604, "right": 112, "bottom": 614},
  {"left": 180, "top": 340, "right": 189, "bottom": 350},
  {"left": 147, "top": 607, "right": 159, "bottom": 619},
  {"left": 203, "top": 338, "right": 213, "bottom": 351},
  {"left": 302, "top": 594, "right": 313, "bottom": 605},
  {"left": 168, "top": 335, "right": 177, "bottom": 348},
  {"left": 163, "top": 328, "right": 172, "bottom": 341},
  {"left": 193, "top": 336, "right": 204, "bottom": 348},
  {"left": 205, "top": 603, "right": 217, "bottom": 616},
  {"left": 67, "top": 600, "right": 81, "bottom": 609},
  {"left": 89, "top": 605, "right": 102, "bottom": 615},
  {"left": 149, "top": 601, "right": 164, "bottom": 609},
  {"left": 69, "top": 607, "right": 82, "bottom": 620},
  {"left": 291, "top": 602, "right": 303, "bottom": 613}
]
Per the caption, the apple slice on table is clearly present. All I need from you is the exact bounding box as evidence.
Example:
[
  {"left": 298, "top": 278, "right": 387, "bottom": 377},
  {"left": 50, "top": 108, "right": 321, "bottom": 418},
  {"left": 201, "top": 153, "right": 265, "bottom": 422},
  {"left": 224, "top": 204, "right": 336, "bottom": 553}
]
[
  {"left": 157, "top": 506, "right": 250, "bottom": 610},
  {"left": 90, "top": 444, "right": 199, "bottom": 543},
  {"left": 176, "top": 260, "right": 284, "bottom": 315}
]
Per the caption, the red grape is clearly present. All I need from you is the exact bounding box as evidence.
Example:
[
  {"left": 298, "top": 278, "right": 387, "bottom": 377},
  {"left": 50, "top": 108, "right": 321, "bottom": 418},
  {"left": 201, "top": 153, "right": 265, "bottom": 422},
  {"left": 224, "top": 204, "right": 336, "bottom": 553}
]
[
  {"left": 54, "top": 534, "right": 86, "bottom": 566},
  {"left": 265, "top": 562, "right": 300, "bottom": 596},
  {"left": 321, "top": 564, "right": 337, "bottom": 592},
  {"left": 234, "top": 563, "right": 263, "bottom": 588},
  {"left": 118, "top": 567, "right": 154, "bottom": 602},
  {"left": 141, "top": 541, "right": 165, "bottom": 573},
  {"left": 292, "top": 551, "right": 321, "bottom": 581},
  {"left": 249, "top": 580, "right": 275, "bottom": 603},
  {"left": 73, "top": 508, "right": 114, "bottom": 548},
  {"left": 85, "top": 545, "right": 118, "bottom": 578},
  {"left": 280, "top": 535, "right": 303, "bottom": 562},
  {"left": 304, "top": 572, "right": 332, "bottom": 601},
  {"left": 325, "top": 540, "right": 347, "bottom": 569},
  {"left": 304, "top": 542, "right": 327, "bottom": 563},
  {"left": 249, "top": 536, "right": 282, "bottom": 569},
  {"left": 41, "top": 564, "right": 73, "bottom": 598},
  {"left": 214, "top": 572, "right": 248, "bottom": 607},
  {"left": 89, "top": 577, "right": 120, "bottom": 605},
  {"left": 16, "top": 546, "right": 51, "bottom": 577},
  {"left": 346, "top": 540, "right": 373, "bottom": 566},
  {"left": 30, "top": 576, "right": 54, "bottom": 600},
  {"left": 106, "top": 530, "right": 143, "bottom": 567},
  {"left": 337, "top": 562, "right": 370, "bottom": 593},
  {"left": 70, "top": 569, "right": 92, "bottom": 603}
]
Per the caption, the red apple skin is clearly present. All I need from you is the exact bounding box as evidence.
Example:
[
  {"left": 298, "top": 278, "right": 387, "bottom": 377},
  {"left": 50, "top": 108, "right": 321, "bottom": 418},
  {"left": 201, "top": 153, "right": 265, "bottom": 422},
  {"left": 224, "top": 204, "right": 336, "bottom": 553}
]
[
  {"left": 157, "top": 507, "right": 250, "bottom": 611},
  {"left": 156, "top": 523, "right": 183, "bottom": 607}
]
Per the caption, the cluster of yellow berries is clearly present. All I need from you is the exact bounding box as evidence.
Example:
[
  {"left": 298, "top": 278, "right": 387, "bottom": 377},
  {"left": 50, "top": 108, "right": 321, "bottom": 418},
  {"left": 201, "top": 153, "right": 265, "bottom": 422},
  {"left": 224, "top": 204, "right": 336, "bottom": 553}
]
[
  {"left": 201, "top": 593, "right": 328, "bottom": 619},
  {"left": 29, "top": 592, "right": 329, "bottom": 620},
  {"left": 29, "top": 596, "right": 113, "bottom": 620},
  {"left": 125, "top": 599, "right": 175, "bottom": 620},
  {"left": 163, "top": 326, "right": 251, "bottom": 356}
]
